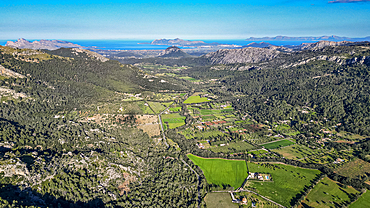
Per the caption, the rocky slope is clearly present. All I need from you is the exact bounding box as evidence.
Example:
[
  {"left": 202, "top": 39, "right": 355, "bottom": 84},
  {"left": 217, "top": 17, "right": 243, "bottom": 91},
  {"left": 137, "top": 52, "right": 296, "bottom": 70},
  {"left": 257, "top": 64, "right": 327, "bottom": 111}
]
[
  {"left": 5, "top": 38, "right": 83, "bottom": 50},
  {"left": 203, "top": 47, "right": 280, "bottom": 64},
  {"left": 294, "top": 40, "right": 353, "bottom": 50}
]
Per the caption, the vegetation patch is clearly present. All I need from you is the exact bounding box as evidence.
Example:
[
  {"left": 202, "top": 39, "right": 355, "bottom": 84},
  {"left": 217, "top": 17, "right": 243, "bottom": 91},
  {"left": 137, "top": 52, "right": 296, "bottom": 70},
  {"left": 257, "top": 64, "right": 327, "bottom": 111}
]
[
  {"left": 334, "top": 158, "right": 370, "bottom": 178},
  {"left": 261, "top": 139, "right": 295, "bottom": 149},
  {"left": 204, "top": 192, "right": 238, "bottom": 208},
  {"left": 273, "top": 144, "right": 328, "bottom": 160},
  {"left": 349, "top": 190, "right": 370, "bottom": 208},
  {"left": 184, "top": 95, "right": 210, "bottom": 104},
  {"left": 148, "top": 101, "right": 166, "bottom": 114},
  {"left": 187, "top": 154, "right": 247, "bottom": 189},
  {"left": 161, "top": 113, "right": 186, "bottom": 129},
  {"left": 210, "top": 141, "right": 256, "bottom": 153},
  {"left": 169, "top": 106, "right": 181, "bottom": 112},
  {"left": 301, "top": 177, "right": 359, "bottom": 208},
  {"left": 246, "top": 162, "right": 321, "bottom": 207}
]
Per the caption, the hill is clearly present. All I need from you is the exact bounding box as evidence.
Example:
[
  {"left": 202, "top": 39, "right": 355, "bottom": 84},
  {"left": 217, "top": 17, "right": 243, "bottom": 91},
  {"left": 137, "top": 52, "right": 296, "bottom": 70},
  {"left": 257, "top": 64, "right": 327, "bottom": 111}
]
[
  {"left": 159, "top": 46, "right": 192, "bottom": 58},
  {"left": 203, "top": 47, "right": 280, "bottom": 64},
  {"left": 5, "top": 38, "right": 83, "bottom": 50}
]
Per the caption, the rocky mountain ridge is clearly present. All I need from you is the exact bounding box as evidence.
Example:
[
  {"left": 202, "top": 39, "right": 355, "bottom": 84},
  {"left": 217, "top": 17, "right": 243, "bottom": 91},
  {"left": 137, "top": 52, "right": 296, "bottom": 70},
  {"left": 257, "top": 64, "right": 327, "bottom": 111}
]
[
  {"left": 203, "top": 47, "right": 280, "bottom": 64},
  {"left": 246, "top": 35, "right": 370, "bottom": 42},
  {"left": 5, "top": 38, "right": 83, "bottom": 50}
]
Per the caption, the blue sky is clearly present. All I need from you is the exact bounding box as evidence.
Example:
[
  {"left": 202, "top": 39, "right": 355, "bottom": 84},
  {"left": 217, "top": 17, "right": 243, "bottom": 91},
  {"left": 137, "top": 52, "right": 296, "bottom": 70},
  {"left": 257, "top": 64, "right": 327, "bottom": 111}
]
[{"left": 1, "top": 0, "right": 369, "bottom": 40}]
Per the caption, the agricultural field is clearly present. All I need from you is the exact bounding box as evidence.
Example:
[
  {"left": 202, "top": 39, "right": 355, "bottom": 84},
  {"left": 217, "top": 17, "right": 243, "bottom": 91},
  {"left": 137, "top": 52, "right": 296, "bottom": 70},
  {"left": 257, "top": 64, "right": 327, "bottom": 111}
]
[
  {"left": 178, "top": 76, "right": 201, "bottom": 82},
  {"left": 148, "top": 101, "right": 167, "bottom": 114},
  {"left": 301, "top": 150, "right": 354, "bottom": 165},
  {"left": 273, "top": 144, "right": 328, "bottom": 160},
  {"left": 204, "top": 192, "right": 238, "bottom": 208},
  {"left": 161, "top": 113, "right": 186, "bottom": 129},
  {"left": 274, "top": 124, "right": 300, "bottom": 136},
  {"left": 334, "top": 158, "right": 370, "bottom": 178},
  {"left": 137, "top": 124, "right": 160, "bottom": 137},
  {"left": 234, "top": 192, "right": 280, "bottom": 208},
  {"left": 246, "top": 162, "right": 321, "bottom": 207},
  {"left": 184, "top": 95, "right": 210, "bottom": 104},
  {"left": 179, "top": 129, "right": 225, "bottom": 140},
  {"left": 161, "top": 101, "right": 173, "bottom": 107},
  {"left": 301, "top": 177, "right": 359, "bottom": 208},
  {"left": 187, "top": 154, "right": 248, "bottom": 189},
  {"left": 169, "top": 106, "right": 181, "bottom": 112},
  {"left": 210, "top": 141, "right": 256, "bottom": 153},
  {"left": 260, "top": 139, "right": 295, "bottom": 149},
  {"left": 349, "top": 191, "right": 370, "bottom": 208}
]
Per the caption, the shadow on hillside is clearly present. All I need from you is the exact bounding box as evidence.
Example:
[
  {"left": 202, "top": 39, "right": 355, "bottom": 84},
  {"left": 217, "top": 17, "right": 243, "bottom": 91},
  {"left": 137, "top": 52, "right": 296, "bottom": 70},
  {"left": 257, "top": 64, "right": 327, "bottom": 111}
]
[{"left": 0, "top": 183, "right": 105, "bottom": 208}]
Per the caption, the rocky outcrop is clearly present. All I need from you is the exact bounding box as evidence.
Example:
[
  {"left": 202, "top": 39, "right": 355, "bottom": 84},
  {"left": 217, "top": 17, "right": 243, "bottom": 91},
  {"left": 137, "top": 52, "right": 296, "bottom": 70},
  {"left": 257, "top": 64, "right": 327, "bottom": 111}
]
[
  {"left": 5, "top": 38, "right": 83, "bottom": 50},
  {"left": 0, "top": 64, "right": 25, "bottom": 78},
  {"left": 159, "top": 46, "right": 191, "bottom": 58},
  {"left": 71, "top": 48, "right": 109, "bottom": 62},
  {"left": 281, "top": 55, "right": 370, "bottom": 68},
  {"left": 204, "top": 47, "right": 280, "bottom": 64},
  {"left": 295, "top": 41, "right": 352, "bottom": 51}
]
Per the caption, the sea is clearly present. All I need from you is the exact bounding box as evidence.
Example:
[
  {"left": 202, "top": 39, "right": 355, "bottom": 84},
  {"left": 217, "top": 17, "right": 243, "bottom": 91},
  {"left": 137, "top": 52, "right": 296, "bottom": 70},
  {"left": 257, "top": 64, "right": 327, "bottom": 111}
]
[{"left": 0, "top": 39, "right": 322, "bottom": 50}]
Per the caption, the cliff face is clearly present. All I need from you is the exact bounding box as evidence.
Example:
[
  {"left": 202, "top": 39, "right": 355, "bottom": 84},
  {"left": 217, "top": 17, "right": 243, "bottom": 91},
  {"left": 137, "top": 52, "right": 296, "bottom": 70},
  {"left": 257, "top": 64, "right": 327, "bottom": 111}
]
[
  {"left": 204, "top": 47, "right": 280, "bottom": 64},
  {"left": 5, "top": 38, "right": 83, "bottom": 50}
]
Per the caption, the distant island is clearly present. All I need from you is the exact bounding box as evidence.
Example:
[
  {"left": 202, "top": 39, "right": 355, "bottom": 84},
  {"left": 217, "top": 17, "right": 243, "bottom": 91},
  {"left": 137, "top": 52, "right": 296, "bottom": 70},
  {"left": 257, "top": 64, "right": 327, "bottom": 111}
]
[
  {"left": 5, "top": 38, "right": 83, "bottom": 50},
  {"left": 245, "top": 35, "right": 370, "bottom": 42},
  {"left": 139, "top": 38, "right": 238, "bottom": 48}
]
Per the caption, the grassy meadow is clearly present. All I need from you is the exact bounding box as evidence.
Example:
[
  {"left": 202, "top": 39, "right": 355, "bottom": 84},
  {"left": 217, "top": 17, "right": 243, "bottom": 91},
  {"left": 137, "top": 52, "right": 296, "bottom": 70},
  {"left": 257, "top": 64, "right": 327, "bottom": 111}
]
[
  {"left": 246, "top": 162, "right": 321, "bottom": 207},
  {"left": 349, "top": 191, "right": 370, "bottom": 208},
  {"left": 184, "top": 95, "right": 210, "bottom": 104},
  {"left": 302, "top": 177, "right": 359, "bottom": 208},
  {"left": 187, "top": 154, "right": 247, "bottom": 189},
  {"left": 161, "top": 113, "right": 186, "bottom": 129},
  {"left": 204, "top": 192, "right": 238, "bottom": 208}
]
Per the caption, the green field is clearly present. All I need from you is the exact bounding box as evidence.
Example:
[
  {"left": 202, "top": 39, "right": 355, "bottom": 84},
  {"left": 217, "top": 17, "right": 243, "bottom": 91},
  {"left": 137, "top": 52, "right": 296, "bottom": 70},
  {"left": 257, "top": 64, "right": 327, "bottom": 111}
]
[
  {"left": 179, "top": 129, "right": 225, "bottom": 140},
  {"left": 334, "top": 158, "right": 370, "bottom": 178},
  {"left": 169, "top": 107, "right": 181, "bottom": 112},
  {"left": 183, "top": 95, "right": 210, "bottom": 104},
  {"left": 137, "top": 102, "right": 154, "bottom": 114},
  {"left": 187, "top": 154, "right": 247, "bottom": 189},
  {"left": 246, "top": 162, "right": 321, "bottom": 207},
  {"left": 204, "top": 192, "right": 238, "bottom": 208},
  {"left": 161, "top": 113, "right": 186, "bottom": 129},
  {"left": 161, "top": 101, "right": 173, "bottom": 107},
  {"left": 302, "top": 177, "right": 359, "bottom": 208},
  {"left": 261, "top": 139, "right": 295, "bottom": 149},
  {"left": 349, "top": 191, "right": 370, "bottom": 208},
  {"left": 148, "top": 101, "right": 167, "bottom": 114},
  {"left": 179, "top": 76, "right": 201, "bottom": 82},
  {"left": 273, "top": 144, "right": 328, "bottom": 160}
]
